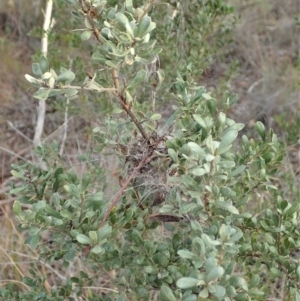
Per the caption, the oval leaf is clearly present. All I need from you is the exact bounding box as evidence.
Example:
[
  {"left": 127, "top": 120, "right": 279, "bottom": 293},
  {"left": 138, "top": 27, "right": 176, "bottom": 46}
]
[
  {"left": 218, "top": 130, "right": 238, "bottom": 154},
  {"left": 32, "top": 63, "right": 43, "bottom": 77},
  {"left": 150, "top": 113, "right": 162, "bottom": 121},
  {"left": 25, "top": 74, "right": 41, "bottom": 87},
  {"left": 56, "top": 70, "right": 75, "bottom": 85},
  {"left": 176, "top": 277, "right": 203, "bottom": 289},
  {"left": 193, "top": 114, "right": 206, "bottom": 129},
  {"left": 33, "top": 88, "right": 51, "bottom": 100},
  {"left": 39, "top": 56, "right": 49, "bottom": 73},
  {"left": 177, "top": 249, "right": 195, "bottom": 259},
  {"left": 159, "top": 284, "right": 177, "bottom": 301},
  {"left": 188, "top": 142, "right": 205, "bottom": 156},
  {"left": 76, "top": 234, "right": 92, "bottom": 245},
  {"left": 206, "top": 267, "right": 224, "bottom": 283},
  {"left": 13, "top": 201, "right": 22, "bottom": 216},
  {"left": 81, "top": 30, "right": 92, "bottom": 40},
  {"left": 91, "top": 245, "right": 104, "bottom": 254}
]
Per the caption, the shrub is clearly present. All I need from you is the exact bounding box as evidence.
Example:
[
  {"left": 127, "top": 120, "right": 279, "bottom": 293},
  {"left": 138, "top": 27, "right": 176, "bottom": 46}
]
[{"left": 4, "top": 0, "right": 300, "bottom": 300}]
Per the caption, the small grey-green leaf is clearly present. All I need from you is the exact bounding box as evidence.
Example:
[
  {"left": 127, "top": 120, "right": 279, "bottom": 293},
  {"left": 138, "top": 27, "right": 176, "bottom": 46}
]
[
  {"left": 188, "top": 142, "right": 205, "bottom": 156},
  {"left": 218, "top": 130, "right": 238, "bottom": 154},
  {"left": 168, "top": 149, "right": 178, "bottom": 163},
  {"left": 177, "top": 249, "right": 195, "bottom": 259},
  {"left": 60, "top": 210, "right": 73, "bottom": 219},
  {"left": 249, "top": 274, "right": 260, "bottom": 289},
  {"left": 64, "top": 184, "right": 79, "bottom": 196},
  {"left": 125, "top": 90, "right": 133, "bottom": 103},
  {"left": 44, "top": 204, "right": 61, "bottom": 218},
  {"left": 64, "top": 88, "right": 78, "bottom": 97},
  {"left": 89, "top": 231, "right": 98, "bottom": 242},
  {"left": 25, "top": 74, "right": 41, "bottom": 87},
  {"left": 81, "top": 30, "right": 92, "bottom": 40},
  {"left": 150, "top": 113, "right": 162, "bottom": 121},
  {"left": 205, "top": 257, "right": 218, "bottom": 270},
  {"left": 105, "top": 59, "right": 120, "bottom": 68},
  {"left": 91, "top": 245, "right": 104, "bottom": 254},
  {"left": 296, "top": 291, "right": 300, "bottom": 301},
  {"left": 192, "top": 237, "right": 205, "bottom": 255},
  {"left": 206, "top": 267, "right": 224, "bottom": 283},
  {"left": 182, "top": 295, "right": 197, "bottom": 301},
  {"left": 208, "top": 284, "right": 226, "bottom": 298},
  {"left": 76, "top": 234, "right": 92, "bottom": 245},
  {"left": 137, "top": 15, "right": 151, "bottom": 37},
  {"left": 13, "top": 201, "right": 22, "bottom": 216},
  {"left": 202, "top": 93, "right": 212, "bottom": 100},
  {"left": 215, "top": 201, "right": 239, "bottom": 214},
  {"left": 193, "top": 114, "right": 206, "bottom": 129},
  {"left": 176, "top": 277, "right": 203, "bottom": 289},
  {"left": 125, "top": 0, "right": 135, "bottom": 14},
  {"left": 191, "top": 167, "right": 208, "bottom": 176},
  {"left": 39, "top": 56, "right": 49, "bottom": 73},
  {"left": 115, "top": 12, "right": 129, "bottom": 28},
  {"left": 29, "top": 234, "right": 40, "bottom": 249},
  {"left": 33, "top": 88, "right": 51, "bottom": 100},
  {"left": 64, "top": 248, "right": 76, "bottom": 262},
  {"left": 159, "top": 204, "right": 174, "bottom": 213},
  {"left": 56, "top": 70, "right": 75, "bottom": 85},
  {"left": 202, "top": 233, "right": 221, "bottom": 246},
  {"left": 229, "top": 276, "right": 248, "bottom": 291},
  {"left": 11, "top": 170, "right": 25, "bottom": 179},
  {"left": 199, "top": 288, "right": 208, "bottom": 298},
  {"left": 228, "top": 93, "right": 238, "bottom": 106},
  {"left": 255, "top": 121, "right": 265, "bottom": 141},
  {"left": 223, "top": 123, "right": 245, "bottom": 133},
  {"left": 10, "top": 186, "right": 27, "bottom": 194},
  {"left": 97, "top": 224, "right": 112, "bottom": 241},
  {"left": 32, "top": 63, "right": 43, "bottom": 77},
  {"left": 153, "top": 252, "right": 169, "bottom": 267},
  {"left": 230, "top": 165, "right": 246, "bottom": 177},
  {"left": 159, "top": 284, "right": 176, "bottom": 301},
  {"left": 48, "top": 89, "right": 64, "bottom": 97}
]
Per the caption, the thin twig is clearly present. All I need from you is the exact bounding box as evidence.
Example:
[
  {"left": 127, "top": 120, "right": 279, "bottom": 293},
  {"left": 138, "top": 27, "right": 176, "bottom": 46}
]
[
  {"left": 151, "top": 88, "right": 157, "bottom": 113},
  {"left": 0, "top": 146, "right": 29, "bottom": 162},
  {"left": 111, "top": 69, "right": 120, "bottom": 94},
  {"left": 7, "top": 121, "right": 33, "bottom": 143},
  {"left": 0, "top": 245, "right": 24, "bottom": 278},
  {"left": 0, "top": 279, "right": 29, "bottom": 289},
  {"left": 138, "top": 0, "right": 156, "bottom": 21},
  {"left": 6, "top": 250, "right": 67, "bottom": 281},
  {"left": 59, "top": 97, "right": 69, "bottom": 156},
  {"left": 68, "top": 86, "right": 117, "bottom": 92},
  {"left": 82, "top": 286, "right": 118, "bottom": 293},
  {"left": 117, "top": 94, "right": 149, "bottom": 140}
]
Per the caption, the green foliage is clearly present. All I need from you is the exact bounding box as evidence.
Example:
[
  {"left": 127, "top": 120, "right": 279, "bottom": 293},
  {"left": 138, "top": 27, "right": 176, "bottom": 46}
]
[{"left": 4, "top": 0, "right": 299, "bottom": 300}]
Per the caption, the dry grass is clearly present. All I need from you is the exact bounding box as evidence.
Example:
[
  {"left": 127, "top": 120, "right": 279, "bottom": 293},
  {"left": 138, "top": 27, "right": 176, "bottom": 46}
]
[
  {"left": 0, "top": 0, "right": 299, "bottom": 298},
  {"left": 228, "top": 0, "right": 299, "bottom": 123}
]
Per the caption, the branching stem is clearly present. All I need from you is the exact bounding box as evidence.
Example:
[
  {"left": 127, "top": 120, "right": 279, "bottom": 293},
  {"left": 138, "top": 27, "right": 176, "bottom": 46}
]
[
  {"left": 84, "top": 151, "right": 153, "bottom": 256},
  {"left": 87, "top": 11, "right": 149, "bottom": 141}
]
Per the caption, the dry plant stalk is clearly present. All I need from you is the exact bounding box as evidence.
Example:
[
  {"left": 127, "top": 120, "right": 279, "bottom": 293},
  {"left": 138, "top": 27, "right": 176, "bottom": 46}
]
[{"left": 33, "top": 0, "right": 54, "bottom": 148}]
